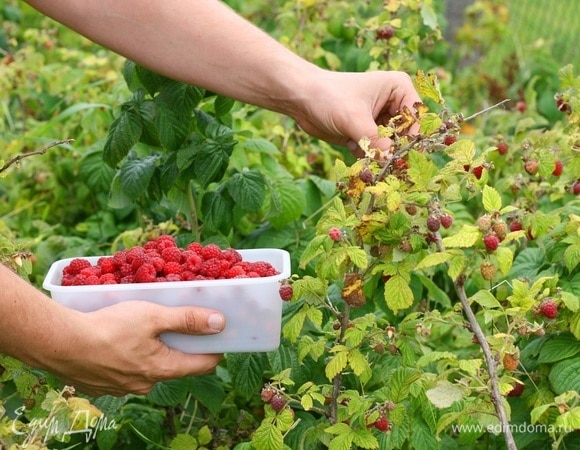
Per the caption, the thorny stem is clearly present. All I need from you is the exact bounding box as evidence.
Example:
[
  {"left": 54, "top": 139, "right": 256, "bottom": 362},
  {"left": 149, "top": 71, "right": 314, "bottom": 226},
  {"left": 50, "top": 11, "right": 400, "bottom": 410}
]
[
  {"left": 435, "top": 234, "right": 517, "bottom": 450},
  {"left": 463, "top": 99, "right": 511, "bottom": 122},
  {"left": 0, "top": 139, "right": 74, "bottom": 174}
]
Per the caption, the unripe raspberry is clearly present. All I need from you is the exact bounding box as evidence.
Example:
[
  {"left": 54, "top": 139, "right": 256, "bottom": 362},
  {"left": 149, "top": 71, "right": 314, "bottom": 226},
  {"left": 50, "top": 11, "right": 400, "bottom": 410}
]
[
  {"left": 329, "top": 227, "right": 342, "bottom": 241},
  {"left": 496, "top": 141, "right": 508, "bottom": 155},
  {"left": 480, "top": 262, "right": 497, "bottom": 281},
  {"left": 477, "top": 215, "right": 492, "bottom": 232},
  {"left": 492, "top": 221, "right": 507, "bottom": 241},
  {"left": 261, "top": 387, "right": 275, "bottom": 403},
  {"left": 503, "top": 353, "right": 519, "bottom": 371},
  {"left": 524, "top": 160, "right": 539, "bottom": 175}
]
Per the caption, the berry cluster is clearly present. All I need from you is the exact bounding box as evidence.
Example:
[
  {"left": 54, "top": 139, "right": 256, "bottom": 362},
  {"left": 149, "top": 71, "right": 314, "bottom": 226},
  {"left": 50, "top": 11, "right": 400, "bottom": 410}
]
[{"left": 60, "top": 235, "right": 279, "bottom": 286}]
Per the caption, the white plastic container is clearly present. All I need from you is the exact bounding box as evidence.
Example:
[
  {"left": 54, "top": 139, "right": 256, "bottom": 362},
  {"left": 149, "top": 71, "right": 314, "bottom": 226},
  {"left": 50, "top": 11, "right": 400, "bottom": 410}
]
[{"left": 42, "top": 249, "right": 291, "bottom": 354}]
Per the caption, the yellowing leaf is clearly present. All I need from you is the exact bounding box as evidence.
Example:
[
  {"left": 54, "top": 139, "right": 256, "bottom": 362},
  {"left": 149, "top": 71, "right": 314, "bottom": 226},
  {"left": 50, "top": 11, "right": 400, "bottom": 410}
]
[
  {"left": 385, "top": 275, "right": 414, "bottom": 313},
  {"left": 415, "top": 252, "right": 452, "bottom": 270},
  {"left": 482, "top": 185, "right": 502, "bottom": 213},
  {"left": 414, "top": 70, "right": 445, "bottom": 104},
  {"left": 426, "top": 380, "right": 464, "bottom": 408},
  {"left": 441, "top": 225, "right": 481, "bottom": 248}
]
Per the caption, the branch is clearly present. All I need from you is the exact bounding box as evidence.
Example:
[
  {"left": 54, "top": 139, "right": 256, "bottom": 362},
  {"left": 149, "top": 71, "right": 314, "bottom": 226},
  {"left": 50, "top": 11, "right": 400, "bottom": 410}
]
[
  {"left": 0, "top": 139, "right": 74, "bottom": 174},
  {"left": 435, "top": 234, "right": 517, "bottom": 450},
  {"left": 463, "top": 99, "right": 511, "bottom": 122}
]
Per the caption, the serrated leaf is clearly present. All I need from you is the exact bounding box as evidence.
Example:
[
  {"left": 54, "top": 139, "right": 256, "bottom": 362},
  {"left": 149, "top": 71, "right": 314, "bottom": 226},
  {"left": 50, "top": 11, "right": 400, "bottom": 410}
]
[
  {"left": 385, "top": 275, "right": 414, "bottom": 313},
  {"left": 417, "top": 351, "right": 457, "bottom": 367},
  {"left": 227, "top": 352, "right": 268, "bottom": 399},
  {"left": 192, "top": 140, "right": 233, "bottom": 188},
  {"left": 495, "top": 247, "right": 513, "bottom": 275},
  {"left": 445, "top": 140, "right": 476, "bottom": 165},
  {"left": 414, "top": 70, "right": 444, "bottom": 104},
  {"left": 214, "top": 95, "right": 235, "bottom": 117},
  {"left": 325, "top": 348, "right": 348, "bottom": 381},
  {"left": 268, "top": 180, "right": 305, "bottom": 229},
  {"left": 190, "top": 375, "right": 226, "bottom": 415},
  {"left": 564, "top": 244, "right": 580, "bottom": 272},
  {"left": 170, "top": 434, "right": 198, "bottom": 450},
  {"left": 441, "top": 225, "right": 481, "bottom": 248},
  {"left": 549, "top": 357, "right": 580, "bottom": 395},
  {"left": 147, "top": 378, "right": 189, "bottom": 406},
  {"left": 227, "top": 170, "right": 266, "bottom": 212},
  {"left": 425, "top": 380, "right": 465, "bottom": 408},
  {"left": 352, "top": 428, "right": 379, "bottom": 449},
  {"left": 538, "top": 333, "right": 580, "bottom": 364},
  {"left": 415, "top": 252, "right": 452, "bottom": 270},
  {"left": 345, "top": 246, "right": 368, "bottom": 269},
  {"left": 348, "top": 349, "right": 372, "bottom": 384},
  {"left": 252, "top": 422, "right": 284, "bottom": 450},
  {"left": 201, "top": 190, "right": 234, "bottom": 234},
  {"left": 471, "top": 289, "right": 502, "bottom": 309},
  {"left": 238, "top": 137, "right": 279, "bottom": 154},
  {"left": 482, "top": 185, "right": 502, "bottom": 213},
  {"left": 103, "top": 102, "right": 143, "bottom": 167},
  {"left": 155, "top": 105, "right": 189, "bottom": 150},
  {"left": 119, "top": 156, "right": 158, "bottom": 200}
]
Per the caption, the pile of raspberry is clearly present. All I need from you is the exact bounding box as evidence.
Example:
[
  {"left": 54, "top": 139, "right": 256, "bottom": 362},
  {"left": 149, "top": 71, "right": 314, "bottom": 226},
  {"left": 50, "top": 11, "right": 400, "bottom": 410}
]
[{"left": 60, "top": 235, "right": 279, "bottom": 286}]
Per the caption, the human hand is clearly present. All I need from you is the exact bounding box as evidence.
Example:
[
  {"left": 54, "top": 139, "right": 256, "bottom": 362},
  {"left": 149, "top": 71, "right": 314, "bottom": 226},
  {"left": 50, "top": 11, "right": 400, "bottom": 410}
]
[
  {"left": 290, "top": 70, "right": 422, "bottom": 156},
  {"left": 48, "top": 301, "right": 225, "bottom": 397}
]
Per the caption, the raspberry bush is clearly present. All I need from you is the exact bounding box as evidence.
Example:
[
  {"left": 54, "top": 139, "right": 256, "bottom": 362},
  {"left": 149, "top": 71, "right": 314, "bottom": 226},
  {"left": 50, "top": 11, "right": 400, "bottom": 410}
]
[{"left": 1, "top": 1, "right": 579, "bottom": 449}]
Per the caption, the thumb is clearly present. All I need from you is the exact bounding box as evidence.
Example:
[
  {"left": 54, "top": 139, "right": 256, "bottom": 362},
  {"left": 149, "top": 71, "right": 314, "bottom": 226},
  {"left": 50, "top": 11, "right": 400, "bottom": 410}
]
[{"left": 155, "top": 305, "right": 226, "bottom": 336}]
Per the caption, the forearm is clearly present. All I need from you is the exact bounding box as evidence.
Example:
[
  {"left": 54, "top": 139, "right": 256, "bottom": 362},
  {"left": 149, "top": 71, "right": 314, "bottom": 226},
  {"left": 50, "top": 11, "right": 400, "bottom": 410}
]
[
  {"left": 0, "top": 263, "right": 77, "bottom": 370},
  {"left": 24, "top": 0, "right": 318, "bottom": 117}
]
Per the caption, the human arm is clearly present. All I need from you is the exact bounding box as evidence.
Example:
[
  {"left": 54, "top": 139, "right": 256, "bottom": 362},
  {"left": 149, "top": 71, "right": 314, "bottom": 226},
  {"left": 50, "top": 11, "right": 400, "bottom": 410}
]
[
  {"left": 23, "top": 0, "right": 421, "bottom": 152},
  {"left": 0, "top": 264, "right": 224, "bottom": 397}
]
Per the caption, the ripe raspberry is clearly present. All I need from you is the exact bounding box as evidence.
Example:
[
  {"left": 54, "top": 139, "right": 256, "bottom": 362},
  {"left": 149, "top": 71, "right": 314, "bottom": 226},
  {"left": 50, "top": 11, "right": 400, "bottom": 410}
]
[
  {"left": 223, "top": 248, "right": 242, "bottom": 264},
  {"left": 200, "top": 258, "right": 224, "bottom": 279},
  {"left": 483, "top": 234, "right": 500, "bottom": 252},
  {"left": 200, "top": 244, "right": 223, "bottom": 261},
  {"left": 269, "top": 394, "right": 286, "bottom": 412},
  {"left": 156, "top": 235, "right": 177, "bottom": 251},
  {"left": 64, "top": 258, "right": 92, "bottom": 275},
  {"left": 426, "top": 215, "right": 441, "bottom": 232},
  {"left": 329, "top": 227, "right": 342, "bottom": 241},
  {"left": 496, "top": 141, "right": 508, "bottom": 155},
  {"left": 97, "top": 257, "right": 117, "bottom": 274},
  {"left": 480, "top": 262, "right": 497, "bottom": 281},
  {"left": 374, "top": 415, "right": 390, "bottom": 432},
  {"left": 573, "top": 181, "right": 580, "bottom": 195},
  {"left": 552, "top": 160, "right": 563, "bottom": 176},
  {"left": 443, "top": 134, "right": 457, "bottom": 146},
  {"left": 163, "top": 261, "right": 183, "bottom": 276},
  {"left": 516, "top": 101, "right": 527, "bottom": 113},
  {"left": 131, "top": 253, "right": 151, "bottom": 271},
  {"left": 99, "top": 273, "right": 118, "bottom": 284},
  {"left": 80, "top": 266, "right": 101, "bottom": 279},
  {"left": 187, "top": 242, "right": 203, "bottom": 254},
  {"left": 524, "top": 160, "right": 539, "bottom": 175},
  {"left": 135, "top": 263, "right": 157, "bottom": 283},
  {"left": 120, "top": 275, "right": 135, "bottom": 284},
  {"left": 226, "top": 265, "right": 247, "bottom": 278},
  {"left": 492, "top": 221, "right": 507, "bottom": 241},
  {"left": 440, "top": 214, "right": 453, "bottom": 229},
  {"left": 503, "top": 353, "right": 519, "bottom": 371},
  {"left": 279, "top": 284, "right": 293, "bottom": 301},
  {"left": 250, "top": 261, "right": 277, "bottom": 277},
  {"left": 376, "top": 24, "right": 395, "bottom": 40},
  {"left": 539, "top": 299, "right": 558, "bottom": 319},
  {"left": 161, "top": 246, "right": 182, "bottom": 263},
  {"left": 507, "top": 382, "right": 524, "bottom": 397},
  {"left": 85, "top": 275, "right": 100, "bottom": 285},
  {"left": 472, "top": 165, "right": 484, "bottom": 180},
  {"left": 166, "top": 273, "right": 182, "bottom": 282},
  {"left": 509, "top": 220, "right": 523, "bottom": 232},
  {"left": 112, "top": 250, "right": 128, "bottom": 266}
]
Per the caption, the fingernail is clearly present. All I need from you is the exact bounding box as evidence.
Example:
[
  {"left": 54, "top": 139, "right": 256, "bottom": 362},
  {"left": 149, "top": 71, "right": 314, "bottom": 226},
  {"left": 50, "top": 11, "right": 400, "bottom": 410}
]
[{"left": 209, "top": 313, "right": 225, "bottom": 332}]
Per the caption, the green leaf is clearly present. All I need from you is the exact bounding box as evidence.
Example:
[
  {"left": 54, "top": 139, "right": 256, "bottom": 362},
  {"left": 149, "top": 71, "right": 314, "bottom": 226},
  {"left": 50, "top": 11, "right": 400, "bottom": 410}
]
[
  {"left": 538, "top": 333, "right": 580, "bottom": 364},
  {"left": 155, "top": 104, "right": 189, "bottom": 150},
  {"left": 348, "top": 349, "right": 372, "bottom": 384},
  {"left": 268, "top": 180, "right": 306, "bottom": 229},
  {"left": 415, "top": 252, "right": 452, "bottom": 270},
  {"left": 441, "top": 225, "right": 481, "bottom": 248},
  {"left": 345, "top": 246, "right": 368, "bottom": 269},
  {"left": 147, "top": 378, "right": 189, "bottom": 406},
  {"left": 425, "top": 380, "right": 465, "bottom": 408},
  {"left": 80, "top": 150, "right": 115, "bottom": 192},
  {"left": 419, "top": 113, "right": 443, "bottom": 135},
  {"left": 414, "top": 273, "right": 452, "bottom": 308},
  {"left": 495, "top": 246, "right": 513, "bottom": 275},
  {"left": 214, "top": 95, "right": 235, "bottom": 117},
  {"left": 407, "top": 150, "right": 437, "bottom": 190},
  {"left": 409, "top": 417, "right": 439, "bottom": 450},
  {"left": 351, "top": 428, "right": 379, "bottom": 449},
  {"left": 237, "top": 137, "right": 280, "bottom": 154},
  {"left": 201, "top": 190, "right": 234, "bottom": 234},
  {"left": 119, "top": 156, "right": 158, "bottom": 200},
  {"left": 417, "top": 351, "right": 457, "bottom": 367},
  {"left": 170, "top": 434, "right": 198, "bottom": 450},
  {"left": 189, "top": 375, "right": 226, "bottom": 415},
  {"left": 325, "top": 346, "right": 348, "bottom": 381},
  {"left": 482, "top": 185, "right": 502, "bottom": 213},
  {"left": 227, "top": 170, "right": 266, "bottom": 212},
  {"left": 385, "top": 275, "right": 414, "bottom": 313},
  {"left": 549, "top": 357, "right": 580, "bottom": 394},
  {"left": 471, "top": 289, "right": 502, "bottom": 309},
  {"left": 227, "top": 352, "right": 268, "bottom": 399},
  {"left": 103, "top": 101, "right": 143, "bottom": 167},
  {"left": 252, "top": 422, "right": 284, "bottom": 450},
  {"left": 192, "top": 140, "right": 233, "bottom": 188}
]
